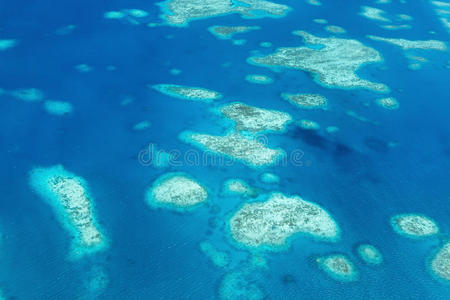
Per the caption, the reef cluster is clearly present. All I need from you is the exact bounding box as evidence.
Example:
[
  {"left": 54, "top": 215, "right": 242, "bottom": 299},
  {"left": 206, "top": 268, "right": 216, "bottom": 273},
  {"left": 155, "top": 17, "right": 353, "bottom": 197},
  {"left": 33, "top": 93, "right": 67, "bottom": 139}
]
[
  {"left": 249, "top": 31, "right": 389, "bottom": 92},
  {"left": 158, "top": 0, "right": 290, "bottom": 27}
]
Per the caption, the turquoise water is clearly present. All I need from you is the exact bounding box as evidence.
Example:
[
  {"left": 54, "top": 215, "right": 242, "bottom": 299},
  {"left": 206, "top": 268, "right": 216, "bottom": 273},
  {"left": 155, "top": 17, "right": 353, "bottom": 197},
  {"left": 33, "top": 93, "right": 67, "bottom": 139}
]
[{"left": 0, "top": 0, "right": 450, "bottom": 299}]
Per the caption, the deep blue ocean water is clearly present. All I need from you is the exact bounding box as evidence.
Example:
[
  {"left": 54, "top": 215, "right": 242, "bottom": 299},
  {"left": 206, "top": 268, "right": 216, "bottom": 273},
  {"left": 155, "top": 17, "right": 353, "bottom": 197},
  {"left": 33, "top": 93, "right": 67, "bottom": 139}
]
[{"left": 1, "top": 0, "right": 450, "bottom": 299}]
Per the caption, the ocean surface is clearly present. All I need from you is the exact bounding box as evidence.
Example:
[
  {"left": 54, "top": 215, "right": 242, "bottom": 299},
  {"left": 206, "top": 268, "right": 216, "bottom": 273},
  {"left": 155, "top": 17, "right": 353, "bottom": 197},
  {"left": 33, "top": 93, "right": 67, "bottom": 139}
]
[{"left": 1, "top": 0, "right": 450, "bottom": 299}]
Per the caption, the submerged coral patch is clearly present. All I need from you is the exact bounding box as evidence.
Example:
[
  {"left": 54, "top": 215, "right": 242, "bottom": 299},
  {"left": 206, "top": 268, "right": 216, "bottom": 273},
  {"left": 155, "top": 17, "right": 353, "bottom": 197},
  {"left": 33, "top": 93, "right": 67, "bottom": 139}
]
[
  {"left": 146, "top": 172, "right": 208, "bottom": 212},
  {"left": 44, "top": 100, "right": 73, "bottom": 116},
  {"left": 124, "top": 9, "right": 149, "bottom": 18},
  {"left": 229, "top": 193, "right": 340, "bottom": 250},
  {"left": 54, "top": 24, "right": 77, "bottom": 36},
  {"left": 170, "top": 68, "right": 181, "bottom": 75},
  {"left": 232, "top": 39, "right": 246, "bottom": 46},
  {"left": 84, "top": 265, "right": 109, "bottom": 297},
  {"left": 10, "top": 88, "right": 45, "bottom": 102},
  {"left": 324, "top": 25, "right": 346, "bottom": 34},
  {"left": 406, "top": 54, "right": 430, "bottom": 70},
  {"left": 380, "top": 24, "right": 412, "bottom": 31},
  {"left": 29, "top": 165, "right": 107, "bottom": 258},
  {"left": 346, "top": 110, "right": 370, "bottom": 123},
  {"left": 260, "top": 42, "right": 273, "bottom": 48},
  {"left": 158, "top": 0, "right": 291, "bottom": 27},
  {"left": 359, "top": 6, "right": 390, "bottom": 22},
  {"left": 282, "top": 93, "right": 328, "bottom": 110},
  {"left": 223, "top": 179, "right": 259, "bottom": 198},
  {"left": 220, "top": 102, "right": 292, "bottom": 133},
  {"left": 181, "top": 131, "right": 285, "bottom": 167},
  {"left": 357, "top": 244, "right": 383, "bottom": 265},
  {"left": 313, "top": 18, "right": 328, "bottom": 24},
  {"left": 0, "top": 39, "right": 18, "bottom": 51},
  {"left": 359, "top": 7, "right": 415, "bottom": 30},
  {"left": 152, "top": 84, "right": 222, "bottom": 102},
  {"left": 199, "top": 241, "right": 230, "bottom": 268},
  {"left": 208, "top": 26, "right": 260, "bottom": 39},
  {"left": 326, "top": 126, "right": 339, "bottom": 134},
  {"left": 317, "top": 254, "right": 359, "bottom": 282},
  {"left": 219, "top": 268, "right": 265, "bottom": 300},
  {"left": 75, "top": 64, "right": 92, "bottom": 73},
  {"left": 260, "top": 172, "right": 280, "bottom": 184},
  {"left": 245, "top": 74, "right": 273, "bottom": 84},
  {"left": 298, "top": 119, "right": 320, "bottom": 130},
  {"left": 104, "top": 9, "right": 149, "bottom": 21},
  {"left": 132, "top": 120, "right": 151, "bottom": 131},
  {"left": 391, "top": 214, "right": 439, "bottom": 238},
  {"left": 306, "top": 0, "right": 322, "bottom": 6},
  {"left": 397, "top": 14, "right": 413, "bottom": 21},
  {"left": 104, "top": 11, "right": 126, "bottom": 19},
  {"left": 431, "top": 1, "right": 450, "bottom": 33},
  {"left": 249, "top": 31, "right": 388, "bottom": 92}
]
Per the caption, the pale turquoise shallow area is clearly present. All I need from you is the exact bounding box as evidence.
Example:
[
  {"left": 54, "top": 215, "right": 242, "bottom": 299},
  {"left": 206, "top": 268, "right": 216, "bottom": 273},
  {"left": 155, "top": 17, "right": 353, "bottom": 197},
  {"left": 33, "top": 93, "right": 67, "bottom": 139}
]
[{"left": 0, "top": 0, "right": 449, "bottom": 299}]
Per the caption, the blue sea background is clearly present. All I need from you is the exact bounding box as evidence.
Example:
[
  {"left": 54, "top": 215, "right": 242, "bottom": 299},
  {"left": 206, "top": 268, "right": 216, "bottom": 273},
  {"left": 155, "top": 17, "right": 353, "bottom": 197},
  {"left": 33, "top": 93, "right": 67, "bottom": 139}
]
[{"left": 1, "top": 0, "right": 450, "bottom": 299}]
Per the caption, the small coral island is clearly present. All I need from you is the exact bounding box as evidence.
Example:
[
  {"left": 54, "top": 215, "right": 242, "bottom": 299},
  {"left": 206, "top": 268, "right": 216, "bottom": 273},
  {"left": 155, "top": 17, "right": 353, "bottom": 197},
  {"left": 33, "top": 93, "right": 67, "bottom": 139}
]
[
  {"left": 317, "top": 254, "right": 359, "bottom": 282},
  {"left": 146, "top": 172, "right": 208, "bottom": 212},
  {"left": 390, "top": 214, "right": 439, "bottom": 238},
  {"left": 228, "top": 193, "right": 340, "bottom": 250}
]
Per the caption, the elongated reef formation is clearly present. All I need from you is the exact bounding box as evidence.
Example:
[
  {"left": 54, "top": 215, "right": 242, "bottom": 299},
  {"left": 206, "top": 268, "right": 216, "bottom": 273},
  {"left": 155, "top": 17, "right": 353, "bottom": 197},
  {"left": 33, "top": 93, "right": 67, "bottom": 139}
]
[
  {"left": 29, "top": 165, "right": 107, "bottom": 258},
  {"left": 180, "top": 131, "right": 285, "bottom": 167},
  {"left": 208, "top": 26, "right": 260, "bottom": 39},
  {"left": 152, "top": 84, "right": 222, "bottom": 102},
  {"left": 367, "top": 35, "right": 447, "bottom": 51},
  {"left": 282, "top": 93, "right": 328, "bottom": 110}
]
